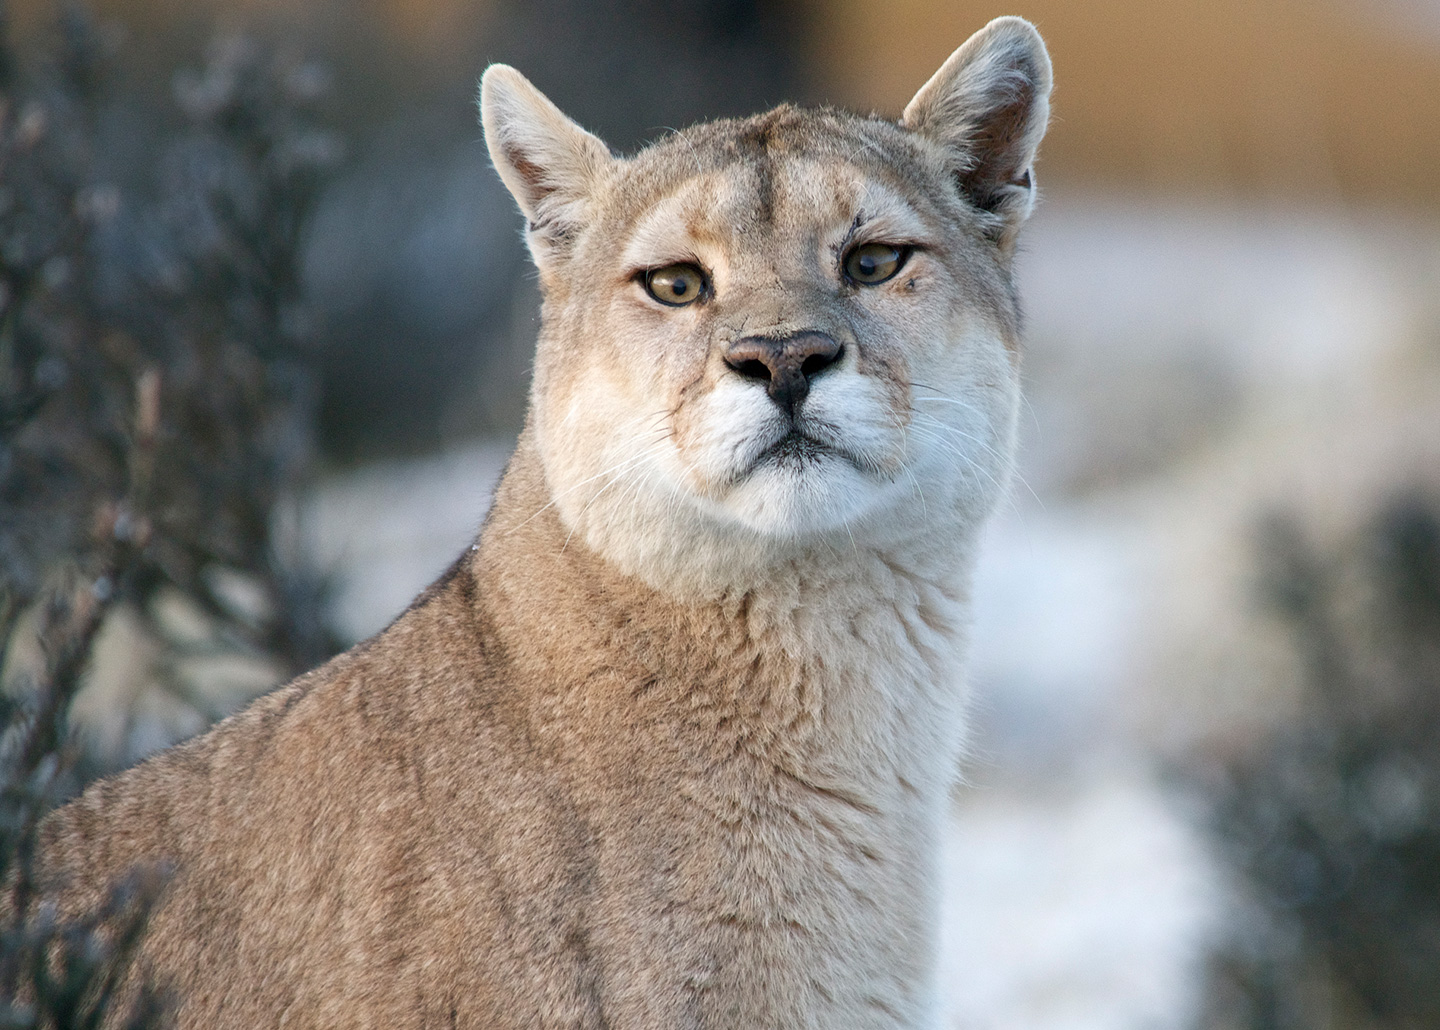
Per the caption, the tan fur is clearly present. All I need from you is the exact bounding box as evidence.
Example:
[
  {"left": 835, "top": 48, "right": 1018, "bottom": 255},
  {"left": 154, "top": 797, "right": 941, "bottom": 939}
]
[{"left": 31, "top": 17, "right": 1050, "bottom": 1028}]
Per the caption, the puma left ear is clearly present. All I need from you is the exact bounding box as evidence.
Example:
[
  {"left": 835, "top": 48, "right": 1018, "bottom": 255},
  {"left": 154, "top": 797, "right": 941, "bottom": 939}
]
[
  {"left": 902, "top": 17, "right": 1052, "bottom": 247},
  {"left": 479, "top": 65, "right": 614, "bottom": 276}
]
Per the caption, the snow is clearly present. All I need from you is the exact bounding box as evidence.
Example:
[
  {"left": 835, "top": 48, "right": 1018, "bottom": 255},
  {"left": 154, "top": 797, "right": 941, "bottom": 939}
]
[{"left": 940, "top": 768, "right": 1217, "bottom": 1030}]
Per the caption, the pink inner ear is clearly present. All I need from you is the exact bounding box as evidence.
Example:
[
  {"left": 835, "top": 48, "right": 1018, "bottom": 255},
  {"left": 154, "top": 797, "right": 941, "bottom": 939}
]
[
  {"left": 956, "top": 80, "right": 1040, "bottom": 213},
  {"left": 502, "top": 141, "right": 552, "bottom": 201}
]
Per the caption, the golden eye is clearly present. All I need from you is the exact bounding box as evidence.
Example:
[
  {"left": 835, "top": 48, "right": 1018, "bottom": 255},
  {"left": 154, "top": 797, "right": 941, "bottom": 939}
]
[
  {"left": 843, "top": 243, "right": 908, "bottom": 285},
  {"left": 644, "top": 263, "right": 708, "bottom": 306}
]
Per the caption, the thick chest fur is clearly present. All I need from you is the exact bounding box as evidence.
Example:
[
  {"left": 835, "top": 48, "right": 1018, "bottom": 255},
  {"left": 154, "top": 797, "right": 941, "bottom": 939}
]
[
  {"left": 522, "top": 556, "right": 971, "bottom": 1029},
  {"left": 585, "top": 792, "right": 945, "bottom": 1030},
  {"left": 583, "top": 759, "right": 950, "bottom": 1030}
]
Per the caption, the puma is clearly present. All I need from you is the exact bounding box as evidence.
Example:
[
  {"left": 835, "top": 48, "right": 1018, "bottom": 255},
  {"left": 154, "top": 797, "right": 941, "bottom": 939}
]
[{"left": 31, "top": 17, "right": 1051, "bottom": 1027}]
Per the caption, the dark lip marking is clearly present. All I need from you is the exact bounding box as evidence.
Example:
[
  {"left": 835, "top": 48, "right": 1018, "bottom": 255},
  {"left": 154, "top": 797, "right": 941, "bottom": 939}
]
[
  {"left": 757, "top": 431, "right": 829, "bottom": 467},
  {"left": 739, "top": 428, "right": 874, "bottom": 482}
]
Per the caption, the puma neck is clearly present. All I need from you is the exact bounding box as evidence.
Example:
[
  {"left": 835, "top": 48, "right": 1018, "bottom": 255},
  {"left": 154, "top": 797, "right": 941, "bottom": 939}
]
[{"left": 472, "top": 432, "right": 977, "bottom": 791}]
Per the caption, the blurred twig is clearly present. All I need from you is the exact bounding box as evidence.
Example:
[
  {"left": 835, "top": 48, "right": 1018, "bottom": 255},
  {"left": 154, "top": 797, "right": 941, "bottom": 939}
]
[{"left": 0, "top": 3, "right": 342, "bottom": 1024}]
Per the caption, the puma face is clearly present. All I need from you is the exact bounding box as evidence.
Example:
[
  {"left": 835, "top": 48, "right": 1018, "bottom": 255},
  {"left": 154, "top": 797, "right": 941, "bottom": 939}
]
[{"left": 482, "top": 18, "right": 1051, "bottom": 591}]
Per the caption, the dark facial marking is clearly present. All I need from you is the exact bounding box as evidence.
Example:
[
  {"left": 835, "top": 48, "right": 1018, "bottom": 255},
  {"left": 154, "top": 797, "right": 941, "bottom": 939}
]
[{"left": 731, "top": 115, "right": 779, "bottom": 226}]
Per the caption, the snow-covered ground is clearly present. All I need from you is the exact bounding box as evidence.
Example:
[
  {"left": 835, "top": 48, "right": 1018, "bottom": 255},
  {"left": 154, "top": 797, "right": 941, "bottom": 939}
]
[
  {"left": 938, "top": 765, "right": 1218, "bottom": 1030},
  {"left": 286, "top": 198, "right": 1440, "bottom": 1027}
]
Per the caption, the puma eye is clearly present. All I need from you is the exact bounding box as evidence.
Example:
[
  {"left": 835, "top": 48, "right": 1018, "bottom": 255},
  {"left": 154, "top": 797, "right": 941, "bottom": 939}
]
[
  {"left": 644, "top": 263, "right": 708, "bottom": 306},
  {"left": 843, "top": 242, "right": 908, "bottom": 285}
]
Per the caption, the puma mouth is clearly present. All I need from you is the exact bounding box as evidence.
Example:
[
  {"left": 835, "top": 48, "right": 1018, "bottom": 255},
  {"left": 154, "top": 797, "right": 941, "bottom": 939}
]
[
  {"left": 744, "top": 429, "right": 876, "bottom": 479},
  {"left": 756, "top": 431, "right": 830, "bottom": 468}
]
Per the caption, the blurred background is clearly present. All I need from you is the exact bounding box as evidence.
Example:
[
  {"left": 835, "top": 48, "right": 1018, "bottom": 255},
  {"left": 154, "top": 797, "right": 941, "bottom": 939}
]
[{"left": 2, "top": 0, "right": 1438, "bottom": 1027}]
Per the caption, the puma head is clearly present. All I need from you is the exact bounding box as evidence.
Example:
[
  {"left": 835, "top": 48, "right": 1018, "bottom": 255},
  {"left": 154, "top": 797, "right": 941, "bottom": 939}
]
[{"left": 480, "top": 16, "right": 1051, "bottom": 593}]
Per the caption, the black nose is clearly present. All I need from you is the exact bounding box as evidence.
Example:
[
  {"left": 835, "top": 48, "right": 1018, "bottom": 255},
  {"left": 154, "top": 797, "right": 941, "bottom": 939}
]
[{"left": 724, "top": 331, "right": 844, "bottom": 413}]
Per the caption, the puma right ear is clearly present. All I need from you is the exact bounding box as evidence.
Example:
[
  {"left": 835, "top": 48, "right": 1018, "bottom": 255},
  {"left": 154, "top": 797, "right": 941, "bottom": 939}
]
[
  {"left": 902, "top": 17, "right": 1052, "bottom": 248},
  {"left": 479, "top": 65, "right": 614, "bottom": 274}
]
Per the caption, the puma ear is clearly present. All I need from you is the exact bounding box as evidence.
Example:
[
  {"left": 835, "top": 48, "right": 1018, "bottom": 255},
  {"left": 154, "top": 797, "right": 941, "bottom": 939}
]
[
  {"left": 479, "top": 65, "right": 614, "bottom": 272},
  {"left": 901, "top": 17, "right": 1052, "bottom": 246}
]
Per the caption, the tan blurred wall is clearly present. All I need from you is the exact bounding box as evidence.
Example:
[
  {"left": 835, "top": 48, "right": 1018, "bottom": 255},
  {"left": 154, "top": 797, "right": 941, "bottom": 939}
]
[
  {"left": 14, "top": 0, "right": 1440, "bottom": 206},
  {"left": 803, "top": 0, "right": 1440, "bottom": 207}
]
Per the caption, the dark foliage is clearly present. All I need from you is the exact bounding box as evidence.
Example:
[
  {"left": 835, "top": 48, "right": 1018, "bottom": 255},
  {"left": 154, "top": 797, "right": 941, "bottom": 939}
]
[
  {"left": 0, "top": 3, "right": 340, "bottom": 1024},
  {"left": 1200, "top": 494, "right": 1440, "bottom": 1029}
]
